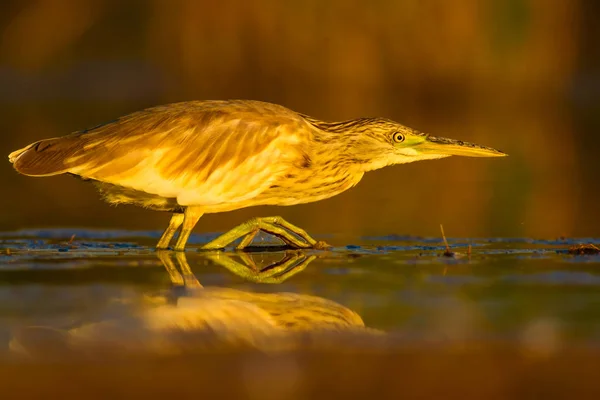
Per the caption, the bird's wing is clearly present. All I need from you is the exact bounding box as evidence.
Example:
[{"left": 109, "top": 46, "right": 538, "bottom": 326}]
[{"left": 16, "top": 101, "right": 313, "bottom": 206}]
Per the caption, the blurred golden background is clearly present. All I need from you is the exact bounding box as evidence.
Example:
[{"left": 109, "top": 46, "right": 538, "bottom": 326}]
[{"left": 1, "top": 0, "right": 598, "bottom": 239}]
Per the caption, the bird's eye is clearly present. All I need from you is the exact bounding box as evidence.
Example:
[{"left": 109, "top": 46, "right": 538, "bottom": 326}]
[{"left": 392, "top": 132, "right": 405, "bottom": 143}]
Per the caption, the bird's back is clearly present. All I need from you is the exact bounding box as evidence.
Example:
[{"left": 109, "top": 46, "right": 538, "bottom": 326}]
[
  {"left": 8, "top": 100, "right": 321, "bottom": 210},
  {"left": 9, "top": 100, "right": 306, "bottom": 177}
]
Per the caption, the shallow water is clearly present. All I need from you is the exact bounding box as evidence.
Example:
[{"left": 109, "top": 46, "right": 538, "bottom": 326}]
[{"left": 1, "top": 229, "right": 600, "bottom": 397}]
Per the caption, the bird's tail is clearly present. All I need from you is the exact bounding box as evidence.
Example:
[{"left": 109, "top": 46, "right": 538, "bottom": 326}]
[{"left": 8, "top": 136, "right": 83, "bottom": 177}]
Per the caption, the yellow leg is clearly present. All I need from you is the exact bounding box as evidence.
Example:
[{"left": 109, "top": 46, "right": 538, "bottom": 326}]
[
  {"left": 201, "top": 216, "right": 331, "bottom": 251},
  {"left": 156, "top": 213, "right": 184, "bottom": 250},
  {"left": 173, "top": 206, "right": 203, "bottom": 251},
  {"left": 236, "top": 228, "right": 259, "bottom": 250}
]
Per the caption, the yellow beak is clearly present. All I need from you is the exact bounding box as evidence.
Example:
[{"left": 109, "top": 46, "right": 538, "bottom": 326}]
[{"left": 418, "top": 136, "right": 507, "bottom": 157}]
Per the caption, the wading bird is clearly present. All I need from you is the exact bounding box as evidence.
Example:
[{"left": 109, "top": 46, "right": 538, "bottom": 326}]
[{"left": 8, "top": 100, "right": 506, "bottom": 251}]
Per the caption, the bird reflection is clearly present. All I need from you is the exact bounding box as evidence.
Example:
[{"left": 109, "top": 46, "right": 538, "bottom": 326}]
[
  {"left": 158, "top": 249, "right": 317, "bottom": 287},
  {"left": 11, "top": 251, "right": 380, "bottom": 360}
]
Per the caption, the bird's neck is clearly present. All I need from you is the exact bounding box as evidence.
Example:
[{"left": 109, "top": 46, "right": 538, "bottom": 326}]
[{"left": 307, "top": 118, "right": 383, "bottom": 173}]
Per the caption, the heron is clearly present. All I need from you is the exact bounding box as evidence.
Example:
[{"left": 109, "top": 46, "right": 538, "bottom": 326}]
[{"left": 8, "top": 100, "right": 506, "bottom": 251}]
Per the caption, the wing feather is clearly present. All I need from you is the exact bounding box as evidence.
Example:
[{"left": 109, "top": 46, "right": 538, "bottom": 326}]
[{"left": 17, "top": 100, "right": 313, "bottom": 206}]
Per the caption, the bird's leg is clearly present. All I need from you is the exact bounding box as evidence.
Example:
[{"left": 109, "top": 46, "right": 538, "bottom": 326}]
[
  {"left": 236, "top": 229, "right": 260, "bottom": 250},
  {"left": 173, "top": 206, "right": 204, "bottom": 251},
  {"left": 201, "top": 217, "right": 310, "bottom": 250},
  {"left": 156, "top": 213, "right": 184, "bottom": 249},
  {"left": 201, "top": 216, "right": 331, "bottom": 250}
]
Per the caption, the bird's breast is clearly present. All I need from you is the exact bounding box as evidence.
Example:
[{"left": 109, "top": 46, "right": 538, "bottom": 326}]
[{"left": 252, "top": 167, "right": 364, "bottom": 207}]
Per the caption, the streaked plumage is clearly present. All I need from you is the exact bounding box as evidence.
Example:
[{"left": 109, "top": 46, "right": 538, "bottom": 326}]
[{"left": 8, "top": 99, "right": 506, "bottom": 250}]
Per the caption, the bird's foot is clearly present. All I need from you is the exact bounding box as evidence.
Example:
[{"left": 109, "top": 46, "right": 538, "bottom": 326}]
[{"left": 200, "top": 216, "right": 332, "bottom": 251}]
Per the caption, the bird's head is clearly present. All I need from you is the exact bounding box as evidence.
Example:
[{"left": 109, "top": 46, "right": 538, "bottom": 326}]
[{"left": 340, "top": 118, "right": 507, "bottom": 171}]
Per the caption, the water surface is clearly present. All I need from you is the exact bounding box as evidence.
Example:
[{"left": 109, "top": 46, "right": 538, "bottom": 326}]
[{"left": 0, "top": 229, "right": 599, "bottom": 397}]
